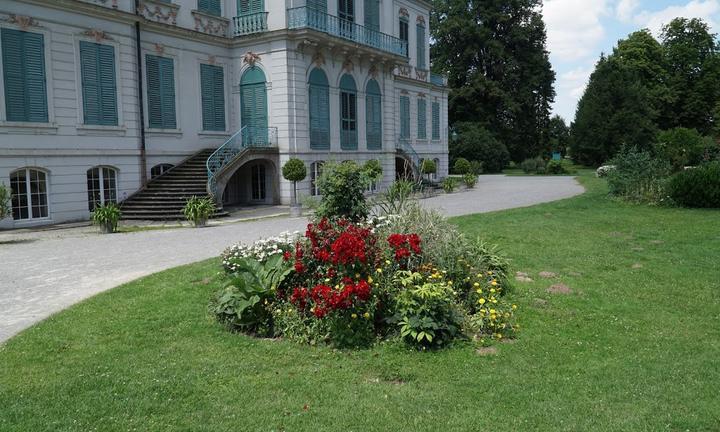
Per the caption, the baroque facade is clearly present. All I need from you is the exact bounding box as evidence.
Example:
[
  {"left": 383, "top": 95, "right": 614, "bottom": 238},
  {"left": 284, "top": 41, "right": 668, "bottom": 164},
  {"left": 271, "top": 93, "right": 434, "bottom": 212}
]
[{"left": 0, "top": 0, "right": 449, "bottom": 228}]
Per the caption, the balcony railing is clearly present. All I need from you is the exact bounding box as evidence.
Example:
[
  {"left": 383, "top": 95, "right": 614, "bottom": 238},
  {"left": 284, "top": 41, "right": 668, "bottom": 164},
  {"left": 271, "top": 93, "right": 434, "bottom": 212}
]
[
  {"left": 430, "top": 73, "right": 447, "bottom": 87},
  {"left": 287, "top": 7, "right": 408, "bottom": 58},
  {"left": 233, "top": 12, "right": 268, "bottom": 36}
]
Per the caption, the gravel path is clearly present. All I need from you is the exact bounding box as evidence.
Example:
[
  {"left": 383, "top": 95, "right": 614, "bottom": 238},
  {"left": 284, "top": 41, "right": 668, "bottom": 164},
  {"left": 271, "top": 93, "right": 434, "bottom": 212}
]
[{"left": 0, "top": 175, "right": 583, "bottom": 342}]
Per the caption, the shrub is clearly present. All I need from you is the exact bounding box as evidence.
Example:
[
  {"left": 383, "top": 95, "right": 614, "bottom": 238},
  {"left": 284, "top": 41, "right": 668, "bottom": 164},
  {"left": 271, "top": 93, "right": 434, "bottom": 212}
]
[
  {"left": 282, "top": 158, "right": 307, "bottom": 206},
  {"left": 91, "top": 203, "right": 121, "bottom": 233},
  {"left": 520, "top": 158, "right": 538, "bottom": 174},
  {"left": 470, "top": 160, "right": 484, "bottom": 175},
  {"left": 453, "top": 158, "right": 471, "bottom": 175},
  {"left": 0, "top": 183, "right": 11, "bottom": 220},
  {"left": 183, "top": 196, "right": 216, "bottom": 227},
  {"left": 654, "top": 128, "right": 707, "bottom": 172},
  {"left": 372, "top": 180, "right": 415, "bottom": 215},
  {"left": 463, "top": 173, "right": 477, "bottom": 189},
  {"left": 545, "top": 159, "right": 574, "bottom": 175},
  {"left": 420, "top": 159, "right": 437, "bottom": 177},
  {"left": 605, "top": 147, "right": 671, "bottom": 204},
  {"left": 316, "top": 161, "right": 369, "bottom": 221},
  {"left": 451, "top": 122, "right": 510, "bottom": 173},
  {"left": 363, "top": 159, "right": 383, "bottom": 183},
  {"left": 667, "top": 162, "right": 720, "bottom": 208},
  {"left": 442, "top": 177, "right": 459, "bottom": 193},
  {"left": 596, "top": 165, "right": 615, "bottom": 178},
  {"left": 222, "top": 231, "right": 300, "bottom": 273}
]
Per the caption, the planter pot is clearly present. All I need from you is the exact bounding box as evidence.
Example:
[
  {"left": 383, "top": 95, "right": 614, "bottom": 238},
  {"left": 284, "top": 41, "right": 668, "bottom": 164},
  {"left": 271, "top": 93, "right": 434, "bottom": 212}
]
[
  {"left": 193, "top": 218, "right": 208, "bottom": 228},
  {"left": 290, "top": 204, "right": 302, "bottom": 218},
  {"left": 99, "top": 221, "right": 115, "bottom": 234}
]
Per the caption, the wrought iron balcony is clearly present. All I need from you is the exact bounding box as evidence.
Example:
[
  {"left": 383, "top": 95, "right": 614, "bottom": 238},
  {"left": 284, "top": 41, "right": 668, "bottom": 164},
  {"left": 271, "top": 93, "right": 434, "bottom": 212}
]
[
  {"left": 287, "top": 7, "right": 408, "bottom": 58},
  {"left": 430, "top": 72, "right": 447, "bottom": 87},
  {"left": 233, "top": 12, "right": 268, "bottom": 36}
]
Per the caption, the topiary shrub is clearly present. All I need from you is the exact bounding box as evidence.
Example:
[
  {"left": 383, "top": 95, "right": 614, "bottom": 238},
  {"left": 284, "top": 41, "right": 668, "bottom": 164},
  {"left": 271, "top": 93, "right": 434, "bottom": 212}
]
[
  {"left": 453, "top": 158, "right": 471, "bottom": 175},
  {"left": 316, "top": 161, "right": 369, "bottom": 221},
  {"left": 420, "top": 159, "right": 437, "bottom": 178},
  {"left": 667, "top": 162, "right": 720, "bottom": 208},
  {"left": 282, "top": 158, "right": 307, "bottom": 206}
]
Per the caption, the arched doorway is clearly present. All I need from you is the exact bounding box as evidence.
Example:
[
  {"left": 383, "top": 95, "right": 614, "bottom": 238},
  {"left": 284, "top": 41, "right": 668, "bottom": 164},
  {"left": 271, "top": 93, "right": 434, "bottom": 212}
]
[
  {"left": 395, "top": 156, "right": 414, "bottom": 180},
  {"left": 222, "top": 158, "right": 278, "bottom": 207},
  {"left": 240, "top": 67, "right": 268, "bottom": 144}
]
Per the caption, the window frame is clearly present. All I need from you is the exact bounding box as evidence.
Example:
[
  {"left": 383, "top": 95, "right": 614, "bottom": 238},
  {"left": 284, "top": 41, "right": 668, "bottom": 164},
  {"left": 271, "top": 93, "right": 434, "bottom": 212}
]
[
  {"left": 199, "top": 63, "right": 226, "bottom": 132},
  {"left": 432, "top": 101, "right": 441, "bottom": 140},
  {"left": 339, "top": 74, "right": 358, "bottom": 151},
  {"left": 10, "top": 167, "right": 50, "bottom": 221},
  {"left": 145, "top": 53, "right": 178, "bottom": 130},
  {"left": 417, "top": 97, "right": 427, "bottom": 140},
  {"left": 86, "top": 166, "right": 118, "bottom": 211},
  {"left": 79, "top": 40, "right": 119, "bottom": 126},
  {"left": 310, "top": 161, "right": 324, "bottom": 196},
  {"left": 416, "top": 23, "right": 426, "bottom": 70}
]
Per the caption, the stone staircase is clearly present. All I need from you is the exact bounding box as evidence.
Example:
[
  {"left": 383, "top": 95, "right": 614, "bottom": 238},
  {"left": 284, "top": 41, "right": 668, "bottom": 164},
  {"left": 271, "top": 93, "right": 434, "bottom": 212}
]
[{"left": 120, "top": 149, "right": 228, "bottom": 221}]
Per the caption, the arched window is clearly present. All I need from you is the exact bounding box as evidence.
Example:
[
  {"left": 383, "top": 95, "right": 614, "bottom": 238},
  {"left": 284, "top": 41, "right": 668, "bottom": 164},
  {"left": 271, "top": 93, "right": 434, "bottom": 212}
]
[
  {"left": 10, "top": 168, "right": 49, "bottom": 220},
  {"left": 339, "top": 74, "right": 357, "bottom": 150},
  {"left": 151, "top": 163, "right": 174, "bottom": 179},
  {"left": 240, "top": 67, "right": 268, "bottom": 144},
  {"left": 308, "top": 68, "right": 330, "bottom": 150},
  {"left": 366, "top": 79, "right": 382, "bottom": 150},
  {"left": 87, "top": 166, "right": 118, "bottom": 211},
  {"left": 310, "top": 161, "right": 324, "bottom": 196}
]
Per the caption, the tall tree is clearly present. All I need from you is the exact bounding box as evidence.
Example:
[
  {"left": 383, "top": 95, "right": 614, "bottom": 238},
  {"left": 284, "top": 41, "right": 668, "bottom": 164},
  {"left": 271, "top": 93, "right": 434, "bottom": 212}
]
[
  {"left": 431, "top": 0, "right": 556, "bottom": 163},
  {"left": 548, "top": 115, "right": 570, "bottom": 155}
]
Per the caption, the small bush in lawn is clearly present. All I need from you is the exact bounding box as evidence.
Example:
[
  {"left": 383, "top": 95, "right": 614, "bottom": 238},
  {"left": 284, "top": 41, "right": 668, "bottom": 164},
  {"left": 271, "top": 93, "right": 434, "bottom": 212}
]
[
  {"left": 453, "top": 158, "right": 471, "bottom": 175},
  {"left": 545, "top": 159, "right": 575, "bottom": 175},
  {"left": 91, "top": 203, "right": 121, "bottom": 234},
  {"left": 183, "top": 196, "right": 216, "bottom": 227},
  {"left": 520, "top": 158, "right": 538, "bottom": 174},
  {"left": 667, "top": 162, "right": 720, "bottom": 208},
  {"left": 442, "top": 177, "right": 459, "bottom": 193},
  {"left": 605, "top": 147, "right": 671, "bottom": 204},
  {"left": 316, "top": 161, "right": 369, "bottom": 221},
  {"left": 463, "top": 173, "right": 477, "bottom": 189}
]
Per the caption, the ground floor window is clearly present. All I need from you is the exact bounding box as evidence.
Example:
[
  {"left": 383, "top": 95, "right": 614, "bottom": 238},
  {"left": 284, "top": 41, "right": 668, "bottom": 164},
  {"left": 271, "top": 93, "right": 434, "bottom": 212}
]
[
  {"left": 10, "top": 168, "right": 49, "bottom": 220},
  {"left": 310, "top": 161, "right": 324, "bottom": 196},
  {"left": 151, "top": 164, "right": 174, "bottom": 179},
  {"left": 251, "top": 164, "right": 266, "bottom": 201},
  {"left": 87, "top": 166, "right": 118, "bottom": 211}
]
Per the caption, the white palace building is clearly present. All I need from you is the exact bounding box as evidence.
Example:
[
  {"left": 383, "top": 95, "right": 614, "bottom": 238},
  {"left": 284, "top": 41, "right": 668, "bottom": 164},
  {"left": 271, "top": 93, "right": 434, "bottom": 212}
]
[{"left": 0, "top": 0, "right": 448, "bottom": 228}]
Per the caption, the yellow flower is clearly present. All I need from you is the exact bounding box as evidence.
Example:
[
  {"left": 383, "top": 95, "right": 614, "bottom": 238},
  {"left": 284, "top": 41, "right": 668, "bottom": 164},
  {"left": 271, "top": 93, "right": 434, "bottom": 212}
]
[
  {"left": 376, "top": 268, "right": 383, "bottom": 274},
  {"left": 490, "top": 288, "right": 496, "bottom": 293},
  {"left": 448, "top": 281, "right": 453, "bottom": 285},
  {"left": 495, "top": 333, "right": 503, "bottom": 340},
  {"left": 351, "top": 313, "right": 358, "bottom": 319},
  {"left": 363, "top": 312, "right": 370, "bottom": 319},
  {"left": 490, "top": 280, "right": 498, "bottom": 286},
  {"left": 489, "top": 309, "right": 496, "bottom": 314},
  {"left": 355, "top": 273, "right": 361, "bottom": 279},
  {"left": 473, "top": 282, "right": 480, "bottom": 287},
  {"left": 512, "top": 304, "right": 518, "bottom": 310},
  {"left": 478, "top": 298, "right": 486, "bottom": 305},
  {"left": 476, "top": 288, "right": 483, "bottom": 294},
  {"left": 487, "top": 271, "right": 493, "bottom": 275},
  {"left": 368, "top": 276, "right": 374, "bottom": 284},
  {"left": 324, "top": 278, "right": 331, "bottom": 283},
  {"left": 385, "top": 260, "right": 391, "bottom": 265}
]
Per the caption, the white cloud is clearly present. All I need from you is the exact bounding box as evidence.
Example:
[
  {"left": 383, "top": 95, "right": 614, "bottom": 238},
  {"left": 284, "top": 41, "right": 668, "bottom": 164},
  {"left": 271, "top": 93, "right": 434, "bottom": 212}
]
[
  {"left": 633, "top": 0, "right": 720, "bottom": 35},
  {"left": 616, "top": 0, "right": 640, "bottom": 22},
  {"left": 543, "top": 0, "right": 611, "bottom": 61},
  {"left": 552, "top": 66, "right": 595, "bottom": 121}
]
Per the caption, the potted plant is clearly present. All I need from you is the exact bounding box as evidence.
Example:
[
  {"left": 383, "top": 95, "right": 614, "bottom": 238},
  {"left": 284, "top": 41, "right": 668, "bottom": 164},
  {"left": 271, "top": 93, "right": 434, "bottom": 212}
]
[
  {"left": 363, "top": 159, "right": 383, "bottom": 194},
  {"left": 282, "top": 158, "right": 307, "bottom": 217},
  {"left": 420, "top": 159, "right": 437, "bottom": 181},
  {"left": 91, "top": 203, "right": 121, "bottom": 234},
  {"left": 183, "top": 196, "right": 216, "bottom": 227},
  {"left": 0, "top": 183, "right": 11, "bottom": 221}
]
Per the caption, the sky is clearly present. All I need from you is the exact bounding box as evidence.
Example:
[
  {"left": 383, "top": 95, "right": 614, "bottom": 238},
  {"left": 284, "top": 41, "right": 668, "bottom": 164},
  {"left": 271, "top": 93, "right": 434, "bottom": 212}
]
[{"left": 543, "top": 0, "right": 720, "bottom": 123}]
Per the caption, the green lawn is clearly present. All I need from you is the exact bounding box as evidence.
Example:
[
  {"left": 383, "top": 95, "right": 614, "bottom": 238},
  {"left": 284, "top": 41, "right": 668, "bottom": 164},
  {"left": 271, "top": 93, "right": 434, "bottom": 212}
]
[{"left": 1, "top": 174, "right": 719, "bottom": 431}]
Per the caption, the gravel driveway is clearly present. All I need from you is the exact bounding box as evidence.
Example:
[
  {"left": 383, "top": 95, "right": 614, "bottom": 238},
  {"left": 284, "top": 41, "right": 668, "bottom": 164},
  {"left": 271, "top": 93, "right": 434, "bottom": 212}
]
[{"left": 0, "top": 175, "right": 583, "bottom": 342}]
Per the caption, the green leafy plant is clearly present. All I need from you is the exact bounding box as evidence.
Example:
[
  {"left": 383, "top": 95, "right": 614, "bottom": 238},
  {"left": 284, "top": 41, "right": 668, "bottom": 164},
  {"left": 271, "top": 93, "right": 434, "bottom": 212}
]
[
  {"left": 442, "top": 177, "right": 459, "bottom": 193},
  {"left": 470, "top": 160, "right": 484, "bottom": 175},
  {"left": 463, "top": 173, "right": 477, "bottom": 189},
  {"left": 316, "top": 161, "right": 369, "bottom": 221},
  {"left": 373, "top": 180, "right": 415, "bottom": 215},
  {"left": 655, "top": 127, "right": 708, "bottom": 172},
  {"left": 606, "top": 146, "right": 671, "bottom": 204},
  {"left": 520, "top": 158, "right": 538, "bottom": 173},
  {"left": 420, "top": 159, "right": 437, "bottom": 178},
  {"left": 453, "top": 158, "right": 471, "bottom": 175},
  {"left": 545, "top": 159, "right": 575, "bottom": 175},
  {"left": 282, "top": 158, "right": 307, "bottom": 206},
  {"left": 363, "top": 159, "right": 383, "bottom": 183},
  {"left": 91, "top": 203, "right": 121, "bottom": 234},
  {"left": 667, "top": 161, "right": 720, "bottom": 208},
  {"left": 0, "top": 183, "right": 11, "bottom": 220},
  {"left": 183, "top": 196, "right": 216, "bottom": 227}
]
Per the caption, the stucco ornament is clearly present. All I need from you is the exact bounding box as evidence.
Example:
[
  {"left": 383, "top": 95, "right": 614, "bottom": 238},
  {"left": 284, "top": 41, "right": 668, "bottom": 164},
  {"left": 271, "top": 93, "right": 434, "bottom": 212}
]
[
  {"left": 82, "top": 29, "right": 113, "bottom": 42},
  {"left": 3, "top": 14, "right": 39, "bottom": 29},
  {"left": 243, "top": 52, "right": 261, "bottom": 67}
]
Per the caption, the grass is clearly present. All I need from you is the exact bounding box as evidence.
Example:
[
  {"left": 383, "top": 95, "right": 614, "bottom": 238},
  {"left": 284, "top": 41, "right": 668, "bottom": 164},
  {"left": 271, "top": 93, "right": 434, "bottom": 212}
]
[{"left": 1, "top": 173, "right": 719, "bottom": 431}]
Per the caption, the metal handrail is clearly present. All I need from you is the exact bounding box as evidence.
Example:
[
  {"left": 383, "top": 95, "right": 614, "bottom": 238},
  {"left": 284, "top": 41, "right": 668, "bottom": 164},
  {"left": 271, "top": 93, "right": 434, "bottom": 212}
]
[
  {"left": 396, "top": 137, "right": 421, "bottom": 178},
  {"left": 206, "top": 126, "right": 278, "bottom": 197},
  {"left": 287, "top": 7, "right": 408, "bottom": 58},
  {"left": 233, "top": 11, "right": 268, "bottom": 36}
]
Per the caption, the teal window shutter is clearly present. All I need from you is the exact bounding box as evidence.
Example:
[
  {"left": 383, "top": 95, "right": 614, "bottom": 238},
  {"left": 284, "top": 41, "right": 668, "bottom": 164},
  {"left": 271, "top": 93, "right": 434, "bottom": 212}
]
[
  {"left": 200, "top": 64, "right": 225, "bottom": 131},
  {"left": 238, "top": 0, "right": 264, "bottom": 14},
  {"left": 364, "top": 0, "right": 379, "bottom": 31},
  {"left": 146, "top": 55, "right": 176, "bottom": 129},
  {"left": 416, "top": 24, "right": 426, "bottom": 69},
  {"left": 365, "top": 79, "right": 382, "bottom": 150},
  {"left": 417, "top": 98, "right": 426, "bottom": 139},
  {"left": 198, "top": 0, "right": 221, "bottom": 15},
  {"left": 307, "top": 0, "right": 326, "bottom": 12},
  {"left": 308, "top": 68, "right": 330, "bottom": 150},
  {"left": 399, "top": 96, "right": 410, "bottom": 138},
  {"left": 432, "top": 101, "right": 440, "bottom": 140},
  {"left": 240, "top": 67, "right": 268, "bottom": 131},
  {"left": 2, "top": 28, "right": 48, "bottom": 123},
  {"left": 80, "top": 41, "right": 118, "bottom": 126},
  {"left": 339, "top": 74, "right": 357, "bottom": 150}
]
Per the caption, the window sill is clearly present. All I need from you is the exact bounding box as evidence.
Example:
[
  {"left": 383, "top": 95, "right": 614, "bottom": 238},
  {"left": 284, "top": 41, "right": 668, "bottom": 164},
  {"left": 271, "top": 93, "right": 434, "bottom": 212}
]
[
  {"left": 0, "top": 121, "right": 59, "bottom": 134},
  {"left": 146, "top": 128, "right": 183, "bottom": 137},
  {"left": 191, "top": 9, "right": 229, "bottom": 22},
  {"left": 198, "top": 130, "right": 231, "bottom": 138},
  {"left": 77, "top": 124, "right": 127, "bottom": 136}
]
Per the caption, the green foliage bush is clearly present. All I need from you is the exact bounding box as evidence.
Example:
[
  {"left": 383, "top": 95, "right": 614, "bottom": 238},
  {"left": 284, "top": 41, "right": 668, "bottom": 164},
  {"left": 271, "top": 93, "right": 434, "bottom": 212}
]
[
  {"left": 0, "top": 183, "right": 11, "bottom": 220},
  {"left": 545, "top": 159, "right": 575, "bottom": 175},
  {"left": 91, "top": 203, "right": 121, "bottom": 233},
  {"left": 654, "top": 128, "right": 708, "bottom": 172},
  {"left": 373, "top": 180, "right": 415, "bottom": 215},
  {"left": 442, "top": 177, "right": 459, "bottom": 193},
  {"left": 451, "top": 122, "right": 510, "bottom": 173},
  {"left": 606, "top": 147, "right": 671, "bottom": 204},
  {"left": 453, "top": 158, "right": 471, "bottom": 175},
  {"left": 420, "top": 159, "right": 437, "bottom": 176},
  {"left": 463, "top": 173, "right": 477, "bottom": 189},
  {"left": 183, "top": 196, "right": 216, "bottom": 227},
  {"left": 520, "top": 158, "right": 538, "bottom": 173},
  {"left": 667, "top": 162, "right": 720, "bottom": 208},
  {"left": 281, "top": 158, "right": 307, "bottom": 182},
  {"left": 363, "top": 159, "right": 383, "bottom": 183},
  {"left": 470, "top": 160, "right": 484, "bottom": 175},
  {"left": 316, "top": 161, "right": 369, "bottom": 221}
]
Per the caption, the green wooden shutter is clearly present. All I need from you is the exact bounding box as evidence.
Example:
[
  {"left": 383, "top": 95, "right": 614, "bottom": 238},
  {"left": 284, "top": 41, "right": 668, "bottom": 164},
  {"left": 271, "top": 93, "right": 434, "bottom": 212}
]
[
  {"left": 307, "top": 0, "right": 326, "bottom": 12},
  {"left": 364, "top": 0, "right": 379, "bottom": 31},
  {"left": 2, "top": 29, "right": 48, "bottom": 122},
  {"left": 309, "top": 69, "right": 330, "bottom": 149},
  {"left": 238, "top": 0, "right": 263, "bottom": 14},
  {"left": 198, "top": 0, "right": 221, "bottom": 15},
  {"left": 80, "top": 41, "right": 117, "bottom": 126},
  {"left": 399, "top": 96, "right": 410, "bottom": 138},
  {"left": 145, "top": 55, "right": 162, "bottom": 128},
  {"left": 416, "top": 24, "right": 426, "bottom": 69},
  {"left": 417, "top": 98, "right": 426, "bottom": 139},
  {"left": 201, "top": 64, "right": 225, "bottom": 131},
  {"left": 366, "top": 79, "right": 381, "bottom": 150},
  {"left": 146, "top": 55, "right": 175, "bottom": 129},
  {"left": 432, "top": 101, "right": 440, "bottom": 140}
]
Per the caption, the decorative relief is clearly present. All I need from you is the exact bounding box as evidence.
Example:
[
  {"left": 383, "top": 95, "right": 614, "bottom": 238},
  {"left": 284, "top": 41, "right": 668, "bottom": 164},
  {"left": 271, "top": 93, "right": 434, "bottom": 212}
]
[
  {"left": 81, "top": 0, "right": 119, "bottom": 8},
  {"left": 417, "top": 16, "right": 426, "bottom": 26},
  {"left": 138, "top": 0, "right": 179, "bottom": 26},
  {"left": 207, "top": 55, "right": 217, "bottom": 65},
  {"left": 415, "top": 68, "right": 428, "bottom": 81},
  {"left": 400, "top": 89, "right": 409, "bottom": 95},
  {"left": 243, "top": 51, "right": 261, "bottom": 67},
  {"left": 2, "top": 14, "right": 40, "bottom": 29},
  {"left": 154, "top": 43, "right": 165, "bottom": 55},
  {"left": 369, "top": 64, "right": 379, "bottom": 79},
  {"left": 342, "top": 58, "right": 354, "bottom": 73},
  {"left": 82, "top": 29, "right": 114, "bottom": 42},
  {"left": 191, "top": 10, "right": 229, "bottom": 37},
  {"left": 399, "top": 8, "right": 409, "bottom": 18},
  {"left": 312, "top": 51, "right": 325, "bottom": 67},
  {"left": 397, "top": 65, "right": 412, "bottom": 78},
  {"left": 417, "top": 92, "right": 426, "bottom": 98}
]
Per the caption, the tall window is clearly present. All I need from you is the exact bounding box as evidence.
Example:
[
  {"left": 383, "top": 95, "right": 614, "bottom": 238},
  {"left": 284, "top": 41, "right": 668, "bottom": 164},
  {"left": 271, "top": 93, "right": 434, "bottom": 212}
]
[
  {"left": 200, "top": 64, "right": 226, "bottom": 131},
  {"left": 399, "top": 17, "right": 409, "bottom": 56},
  {"left": 310, "top": 161, "right": 324, "bottom": 196},
  {"left": 338, "top": 0, "right": 354, "bottom": 38},
  {"left": 416, "top": 23, "right": 426, "bottom": 69},
  {"left": 146, "top": 54, "right": 176, "bottom": 129},
  {"left": 1, "top": 28, "right": 48, "bottom": 123},
  {"left": 87, "top": 167, "right": 118, "bottom": 211},
  {"left": 10, "top": 168, "right": 49, "bottom": 220},
  {"left": 308, "top": 68, "right": 330, "bottom": 149},
  {"left": 251, "top": 164, "right": 266, "bottom": 201},
  {"left": 198, "top": 0, "right": 221, "bottom": 15},
  {"left": 240, "top": 67, "right": 268, "bottom": 144},
  {"left": 151, "top": 164, "right": 174, "bottom": 178},
  {"left": 307, "top": 0, "right": 326, "bottom": 11},
  {"left": 238, "top": 0, "right": 264, "bottom": 14},
  {"left": 364, "top": 0, "right": 379, "bottom": 31},
  {"left": 366, "top": 79, "right": 382, "bottom": 150},
  {"left": 80, "top": 41, "right": 118, "bottom": 126},
  {"left": 417, "top": 98, "right": 426, "bottom": 139},
  {"left": 399, "top": 95, "right": 410, "bottom": 139},
  {"left": 432, "top": 101, "right": 440, "bottom": 140},
  {"left": 339, "top": 74, "right": 357, "bottom": 150}
]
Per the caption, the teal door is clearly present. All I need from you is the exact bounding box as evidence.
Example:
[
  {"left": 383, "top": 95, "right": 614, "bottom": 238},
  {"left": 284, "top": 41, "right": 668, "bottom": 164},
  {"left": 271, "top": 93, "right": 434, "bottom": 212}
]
[{"left": 240, "top": 67, "right": 268, "bottom": 145}]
